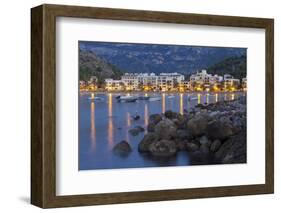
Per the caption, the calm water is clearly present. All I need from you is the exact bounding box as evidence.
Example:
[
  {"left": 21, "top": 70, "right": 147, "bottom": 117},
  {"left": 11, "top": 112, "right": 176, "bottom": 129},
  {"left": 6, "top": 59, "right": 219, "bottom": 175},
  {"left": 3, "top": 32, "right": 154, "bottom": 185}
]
[{"left": 79, "top": 92, "right": 244, "bottom": 170}]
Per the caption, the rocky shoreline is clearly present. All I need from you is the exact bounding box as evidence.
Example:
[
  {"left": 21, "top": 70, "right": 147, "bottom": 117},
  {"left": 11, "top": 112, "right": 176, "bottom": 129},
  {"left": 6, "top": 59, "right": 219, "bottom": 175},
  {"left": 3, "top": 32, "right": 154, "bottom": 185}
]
[{"left": 113, "top": 96, "right": 247, "bottom": 165}]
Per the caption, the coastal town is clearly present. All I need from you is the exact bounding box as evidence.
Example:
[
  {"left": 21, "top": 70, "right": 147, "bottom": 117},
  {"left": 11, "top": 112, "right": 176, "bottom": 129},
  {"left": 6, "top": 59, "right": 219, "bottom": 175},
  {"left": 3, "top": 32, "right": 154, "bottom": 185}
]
[
  {"left": 78, "top": 41, "right": 247, "bottom": 170},
  {"left": 79, "top": 69, "right": 247, "bottom": 92}
]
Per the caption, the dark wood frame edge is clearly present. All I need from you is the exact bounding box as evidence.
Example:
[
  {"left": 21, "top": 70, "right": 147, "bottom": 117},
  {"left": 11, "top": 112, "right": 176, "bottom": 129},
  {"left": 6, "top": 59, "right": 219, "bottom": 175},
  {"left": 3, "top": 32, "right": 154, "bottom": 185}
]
[{"left": 31, "top": 4, "right": 274, "bottom": 208}]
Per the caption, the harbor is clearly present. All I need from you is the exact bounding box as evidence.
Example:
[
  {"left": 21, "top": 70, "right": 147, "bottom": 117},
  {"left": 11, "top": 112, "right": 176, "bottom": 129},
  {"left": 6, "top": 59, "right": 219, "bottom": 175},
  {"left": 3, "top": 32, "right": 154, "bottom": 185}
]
[{"left": 79, "top": 91, "right": 246, "bottom": 170}]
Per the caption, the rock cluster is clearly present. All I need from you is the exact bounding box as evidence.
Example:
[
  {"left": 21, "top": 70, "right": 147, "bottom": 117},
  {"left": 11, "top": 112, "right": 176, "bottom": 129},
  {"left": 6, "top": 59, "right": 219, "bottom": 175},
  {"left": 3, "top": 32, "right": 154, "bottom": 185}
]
[{"left": 137, "top": 96, "right": 247, "bottom": 164}]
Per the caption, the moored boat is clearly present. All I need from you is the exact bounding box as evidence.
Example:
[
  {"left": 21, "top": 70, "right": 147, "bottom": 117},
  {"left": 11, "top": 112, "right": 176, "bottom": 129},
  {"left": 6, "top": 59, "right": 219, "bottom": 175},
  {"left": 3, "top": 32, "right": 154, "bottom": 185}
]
[
  {"left": 116, "top": 95, "right": 138, "bottom": 103},
  {"left": 167, "top": 95, "right": 175, "bottom": 99},
  {"left": 88, "top": 96, "right": 104, "bottom": 101},
  {"left": 138, "top": 96, "right": 150, "bottom": 100},
  {"left": 149, "top": 96, "right": 161, "bottom": 101},
  {"left": 188, "top": 97, "right": 198, "bottom": 101}
]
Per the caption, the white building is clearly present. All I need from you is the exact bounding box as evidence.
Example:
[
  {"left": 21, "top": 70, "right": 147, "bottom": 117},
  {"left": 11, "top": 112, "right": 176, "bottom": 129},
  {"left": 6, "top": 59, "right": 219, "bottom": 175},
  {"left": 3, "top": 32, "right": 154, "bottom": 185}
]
[
  {"left": 121, "top": 73, "right": 139, "bottom": 90},
  {"left": 137, "top": 73, "right": 158, "bottom": 90},
  {"left": 190, "top": 70, "right": 223, "bottom": 85},
  {"left": 223, "top": 74, "right": 240, "bottom": 89},
  {"left": 209, "top": 74, "right": 223, "bottom": 84},
  {"left": 190, "top": 69, "right": 208, "bottom": 84},
  {"left": 105, "top": 78, "right": 124, "bottom": 91},
  {"left": 181, "top": 80, "right": 190, "bottom": 91},
  {"left": 157, "top": 72, "right": 185, "bottom": 91},
  {"left": 119, "top": 72, "right": 185, "bottom": 91}
]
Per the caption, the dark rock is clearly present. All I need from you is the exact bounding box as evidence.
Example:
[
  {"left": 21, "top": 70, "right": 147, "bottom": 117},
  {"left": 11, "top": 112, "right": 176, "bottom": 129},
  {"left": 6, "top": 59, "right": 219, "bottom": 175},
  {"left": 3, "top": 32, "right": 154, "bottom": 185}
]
[
  {"left": 138, "top": 133, "right": 158, "bottom": 153},
  {"left": 210, "top": 139, "right": 221, "bottom": 152},
  {"left": 135, "top": 125, "right": 145, "bottom": 132},
  {"left": 149, "top": 114, "right": 162, "bottom": 125},
  {"left": 195, "top": 104, "right": 204, "bottom": 108},
  {"left": 185, "top": 142, "right": 199, "bottom": 152},
  {"left": 164, "top": 110, "right": 178, "bottom": 119},
  {"left": 129, "top": 126, "right": 145, "bottom": 136},
  {"left": 148, "top": 139, "right": 177, "bottom": 157},
  {"left": 238, "top": 96, "right": 247, "bottom": 105},
  {"left": 129, "top": 128, "right": 140, "bottom": 136},
  {"left": 113, "top": 141, "right": 132, "bottom": 156},
  {"left": 209, "top": 111, "right": 220, "bottom": 118},
  {"left": 154, "top": 119, "right": 177, "bottom": 140},
  {"left": 187, "top": 115, "right": 208, "bottom": 137},
  {"left": 147, "top": 123, "right": 156, "bottom": 132},
  {"left": 205, "top": 120, "right": 233, "bottom": 141},
  {"left": 215, "top": 132, "right": 246, "bottom": 164},
  {"left": 173, "top": 114, "right": 188, "bottom": 129},
  {"left": 175, "top": 139, "right": 187, "bottom": 151},
  {"left": 176, "top": 129, "right": 190, "bottom": 140},
  {"left": 200, "top": 144, "right": 210, "bottom": 154},
  {"left": 133, "top": 115, "right": 140, "bottom": 120},
  {"left": 199, "top": 135, "right": 211, "bottom": 146}
]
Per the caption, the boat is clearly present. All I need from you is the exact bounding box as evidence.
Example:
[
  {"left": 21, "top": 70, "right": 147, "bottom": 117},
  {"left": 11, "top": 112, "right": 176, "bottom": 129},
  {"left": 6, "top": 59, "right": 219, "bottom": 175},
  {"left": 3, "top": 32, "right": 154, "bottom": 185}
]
[
  {"left": 132, "top": 115, "right": 140, "bottom": 120},
  {"left": 167, "top": 95, "right": 175, "bottom": 99},
  {"left": 88, "top": 96, "right": 104, "bottom": 101},
  {"left": 137, "top": 96, "right": 150, "bottom": 100},
  {"left": 188, "top": 97, "right": 198, "bottom": 101},
  {"left": 116, "top": 95, "right": 138, "bottom": 103},
  {"left": 149, "top": 96, "right": 161, "bottom": 102}
]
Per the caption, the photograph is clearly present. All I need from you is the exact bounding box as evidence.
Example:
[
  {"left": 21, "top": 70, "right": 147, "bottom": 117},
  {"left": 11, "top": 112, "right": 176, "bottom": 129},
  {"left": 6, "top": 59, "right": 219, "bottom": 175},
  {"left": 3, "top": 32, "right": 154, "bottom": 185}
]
[
  {"left": 78, "top": 41, "right": 247, "bottom": 170},
  {"left": 29, "top": 3, "right": 274, "bottom": 208}
]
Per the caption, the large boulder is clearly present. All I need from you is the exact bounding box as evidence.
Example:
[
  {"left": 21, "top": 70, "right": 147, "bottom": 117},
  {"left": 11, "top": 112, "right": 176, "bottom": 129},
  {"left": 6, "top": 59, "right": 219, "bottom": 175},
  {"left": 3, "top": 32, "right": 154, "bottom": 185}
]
[
  {"left": 113, "top": 141, "right": 132, "bottom": 156},
  {"left": 173, "top": 114, "right": 188, "bottom": 129},
  {"left": 147, "top": 114, "right": 162, "bottom": 132},
  {"left": 149, "top": 114, "right": 162, "bottom": 125},
  {"left": 164, "top": 110, "right": 178, "bottom": 119},
  {"left": 147, "top": 123, "right": 156, "bottom": 132},
  {"left": 148, "top": 139, "right": 177, "bottom": 157},
  {"left": 215, "top": 132, "right": 246, "bottom": 164},
  {"left": 200, "top": 144, "right": 210, "bottom": 154},
  {"left": 210, "top": 139, "right": 221, "bottom": 152},
  {"left": 175, "top": 139, "right": 188, "bottom": 151},
  {"left": 186, "top": 115, "right": 208, "bottom": 137},
  {"left": 129, "top": 128, "right": 139, "bottom": 136},
  {"left": 154, "top": 119, "right": 177, "bottom": 140},
  {"left": 185, "top": 142, "right": 199, "bottom": 152},
  {"left": 205, "top": 120, "right": 233, "bottom": 141},
  {"left": 176, "top": 129, "right": 191, "bottom": 140},
  {"left": 199, "top": 135, "right": 211, "bottom": 146},
  {"left": 129, "top": 126, "right": 144, "bottom": 136},
  {"left": 138, "top": 132, "right": 158, "bottom": 153}
]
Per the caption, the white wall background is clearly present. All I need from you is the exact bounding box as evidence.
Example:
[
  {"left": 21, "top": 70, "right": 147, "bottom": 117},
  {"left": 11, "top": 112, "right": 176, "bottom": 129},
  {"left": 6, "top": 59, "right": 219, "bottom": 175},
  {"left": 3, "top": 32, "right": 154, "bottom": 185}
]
[{"left": 0, "top": 0, "right": 279, "bottom": 212}]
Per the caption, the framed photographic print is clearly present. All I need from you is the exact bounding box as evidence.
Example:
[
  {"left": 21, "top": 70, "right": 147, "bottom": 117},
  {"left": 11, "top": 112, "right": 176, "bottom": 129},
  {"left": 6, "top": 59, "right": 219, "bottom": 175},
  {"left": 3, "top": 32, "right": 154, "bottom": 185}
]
[{"left": 31, "top": 4, "right": 274, "bottom": 208}]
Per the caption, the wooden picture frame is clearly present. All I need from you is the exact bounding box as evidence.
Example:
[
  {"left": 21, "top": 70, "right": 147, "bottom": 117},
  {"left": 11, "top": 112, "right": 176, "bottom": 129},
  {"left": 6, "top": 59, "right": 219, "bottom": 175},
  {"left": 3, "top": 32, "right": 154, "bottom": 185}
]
[{"left": 31, "top": 4, "right": 274, "bottom": 208}]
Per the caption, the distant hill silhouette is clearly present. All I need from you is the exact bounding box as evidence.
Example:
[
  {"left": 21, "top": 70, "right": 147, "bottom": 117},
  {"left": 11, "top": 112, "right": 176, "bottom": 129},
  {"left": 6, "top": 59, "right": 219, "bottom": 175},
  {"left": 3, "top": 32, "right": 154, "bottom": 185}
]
[
  {"left": 79, "top": 50, "right": 123, "bottom": 84},
  {"left": 79, "top": 41, "right": 246, "bottom": 75},
  {"left": 207, "top": 55, "right": 246, "bottom": 79}
]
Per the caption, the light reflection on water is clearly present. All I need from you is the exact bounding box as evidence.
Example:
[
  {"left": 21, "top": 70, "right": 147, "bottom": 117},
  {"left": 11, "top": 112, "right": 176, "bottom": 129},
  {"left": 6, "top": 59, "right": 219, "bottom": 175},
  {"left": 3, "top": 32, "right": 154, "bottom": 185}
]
[
  {"left": 197, "top": 93, "right": 201, "bottom": 104},
  {"left": 162, "top": 93, "right": 166, "bottom": 113},
  {"left": 180, "top": 93, "right": 183, "bottom": 115},
  {"left": 108, "top": 93, "right": 113, "bottom": 149},
  {"left": 79, "top": 92, "right": 245, "bottom": 170},
  {"left": 90, "top": 101, "right": 96, "bottom": 149}
]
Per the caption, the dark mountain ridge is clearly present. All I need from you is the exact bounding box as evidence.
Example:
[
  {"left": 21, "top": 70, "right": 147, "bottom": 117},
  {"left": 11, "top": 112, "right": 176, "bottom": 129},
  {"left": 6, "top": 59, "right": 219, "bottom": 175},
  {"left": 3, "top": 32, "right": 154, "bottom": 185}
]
[
  {"left": 79, "top": 50, "right": 123, "bottom": 83},
  {"left": 79, "top": 41, "right": 246, "bottom": 75}
]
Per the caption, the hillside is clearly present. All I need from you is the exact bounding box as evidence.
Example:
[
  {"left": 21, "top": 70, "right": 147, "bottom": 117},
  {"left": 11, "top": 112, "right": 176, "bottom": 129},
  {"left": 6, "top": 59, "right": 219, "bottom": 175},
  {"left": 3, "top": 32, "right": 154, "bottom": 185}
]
[
  {"left": 79, "top": 41, "right": 246, "bottom": 75},
  {"left": 79, "top": 50, "right": 123, "bottom": 84},
  {"left": 206, "top": 55, "right": 247, "bottom": 79}
]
